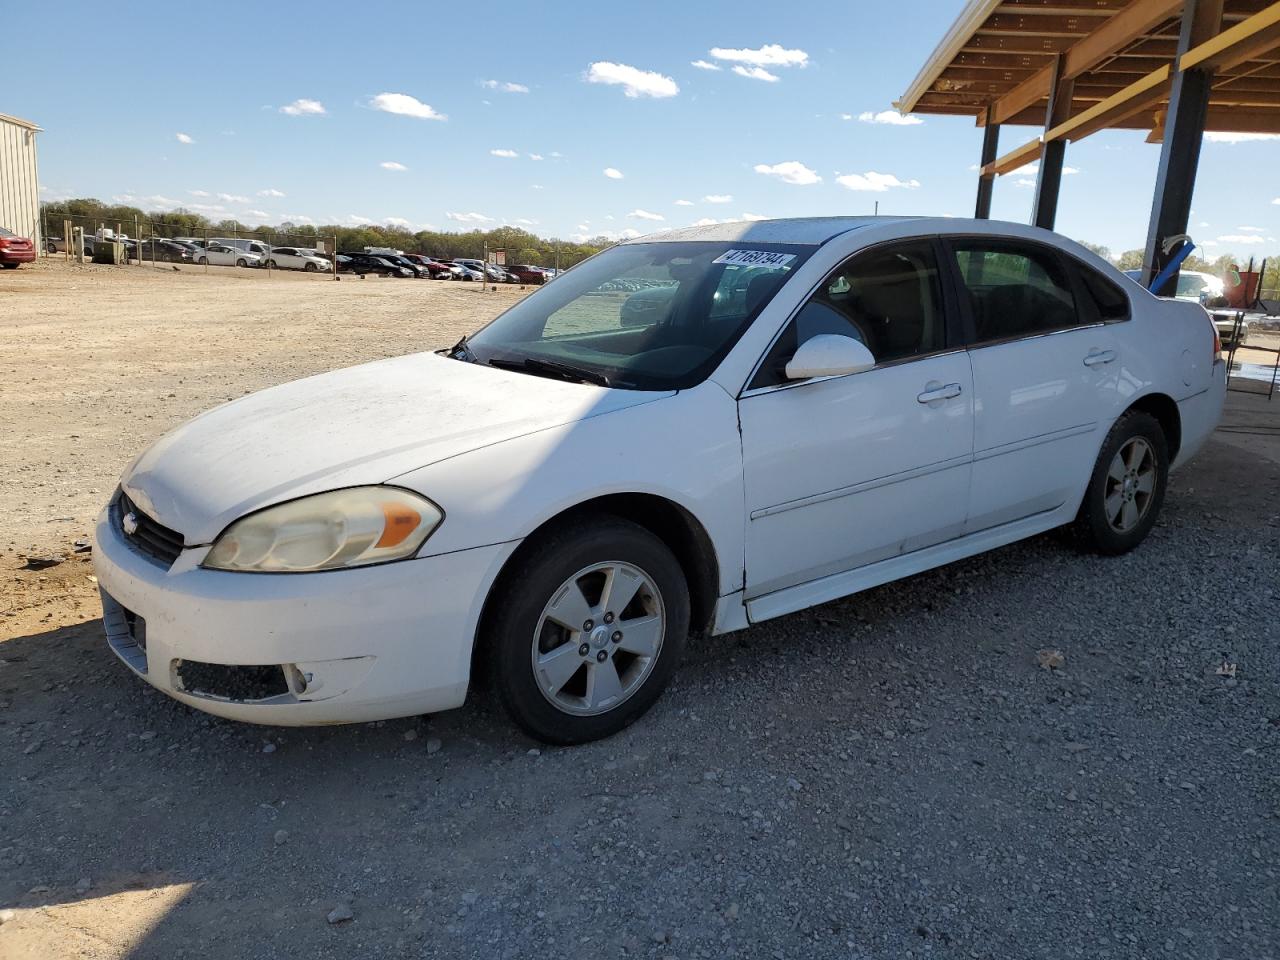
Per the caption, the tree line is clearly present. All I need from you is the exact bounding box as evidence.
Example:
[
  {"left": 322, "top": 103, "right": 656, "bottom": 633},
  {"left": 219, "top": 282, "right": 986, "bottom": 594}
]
[{"left": 39, "top": 197, "right": 613, "bottom": 269}]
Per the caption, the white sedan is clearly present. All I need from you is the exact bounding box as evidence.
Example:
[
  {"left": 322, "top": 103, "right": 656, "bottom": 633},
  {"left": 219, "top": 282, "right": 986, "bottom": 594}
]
[
  {"left": 94, "top": 218, "right": 1225, "bottom": 744},
  {"left": 194, "top": 243, "right": 262, "bottom": 268},
  {"left": 264, "top": 247, "right": 331, "bottom": 272}
]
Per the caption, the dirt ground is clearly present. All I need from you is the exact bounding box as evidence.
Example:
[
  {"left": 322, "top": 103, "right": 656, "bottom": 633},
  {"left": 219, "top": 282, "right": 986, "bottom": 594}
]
[{"left": 2, "top": 259, "right": 1278, "bottom": 959}]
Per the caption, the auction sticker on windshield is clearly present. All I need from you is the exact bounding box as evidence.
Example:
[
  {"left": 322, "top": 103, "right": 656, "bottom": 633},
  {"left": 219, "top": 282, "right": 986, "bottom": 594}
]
[{"left": 712, "top": 250, "right": 796, "bottom": 268}]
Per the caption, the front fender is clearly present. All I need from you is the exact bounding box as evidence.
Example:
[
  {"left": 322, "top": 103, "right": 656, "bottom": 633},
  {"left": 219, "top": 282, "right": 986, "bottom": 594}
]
[{"left": 391, "top": 383, "right": 746, "bottom": 597}]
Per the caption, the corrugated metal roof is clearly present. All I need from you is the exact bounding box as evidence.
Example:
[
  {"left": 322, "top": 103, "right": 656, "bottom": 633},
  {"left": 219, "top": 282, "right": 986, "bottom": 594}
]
[
  {"left": 0, "top": 113, "right": 42, "bottom": 132},
  {"left": 621, "top": 217, "right": 919, "bottom": 246}
]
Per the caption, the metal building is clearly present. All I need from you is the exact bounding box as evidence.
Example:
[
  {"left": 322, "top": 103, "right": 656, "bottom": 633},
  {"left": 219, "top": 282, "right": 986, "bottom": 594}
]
[
  {"left": 896, "top": 0, "right": 1280, "bottom": 293},
  {"left": 0, "top": 112, "right": 42, "bottom": 247}
]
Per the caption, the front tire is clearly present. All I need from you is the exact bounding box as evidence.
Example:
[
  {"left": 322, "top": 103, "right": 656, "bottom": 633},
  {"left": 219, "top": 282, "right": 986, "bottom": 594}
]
[
  {"left": 197, "top": 257, "right": 207, "bottom": 265},
  {"left": 1073, "top": 411, "right": 1168, "bottom": 555},
  {"left": 304, "top": 262, "right": 318, "bottom": 272},
  {"left": 236, "top": 258, "right": 248, "bottom": 268},
  {"left": 486, "top": 516, "right": 689, "bottom": 745}
]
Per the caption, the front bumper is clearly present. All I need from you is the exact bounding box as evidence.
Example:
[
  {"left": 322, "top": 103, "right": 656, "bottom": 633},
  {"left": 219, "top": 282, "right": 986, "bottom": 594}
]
[{"left": 92, "top": 503, "right": 517, "bottom": 725}]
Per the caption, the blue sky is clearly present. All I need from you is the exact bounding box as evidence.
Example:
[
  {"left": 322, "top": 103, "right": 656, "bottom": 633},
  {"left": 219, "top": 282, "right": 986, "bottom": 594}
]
[{"left": 9, "top": 0, "right": 1280, "bottom": 256}]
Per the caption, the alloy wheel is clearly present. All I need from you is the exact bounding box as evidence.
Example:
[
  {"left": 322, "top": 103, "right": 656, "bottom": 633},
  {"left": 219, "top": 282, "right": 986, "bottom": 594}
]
[
  {"left": 531, "top": 561, "right": 665, "bottom": 717},
  {"left": 1104, "top": 437, "right": 1156, "bottom": 533}
]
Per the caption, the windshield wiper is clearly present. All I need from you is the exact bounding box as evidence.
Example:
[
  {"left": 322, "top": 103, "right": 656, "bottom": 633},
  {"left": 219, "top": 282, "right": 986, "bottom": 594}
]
[{"left": 486, "top": 356, "right": 611, "bottom": 387}]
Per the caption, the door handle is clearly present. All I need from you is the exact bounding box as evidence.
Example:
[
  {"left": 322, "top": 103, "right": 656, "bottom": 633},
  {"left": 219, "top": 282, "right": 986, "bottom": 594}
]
[
  {"left": 1083, "top": 349, "right": 1117, "bottom": 367},
  {"left": 917, "top": 381, "right": 963, "bottom": 404}
]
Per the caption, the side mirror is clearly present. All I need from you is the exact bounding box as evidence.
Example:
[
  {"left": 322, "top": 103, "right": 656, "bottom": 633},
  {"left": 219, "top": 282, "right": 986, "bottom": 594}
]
[{"left": 784, "top": 334, "right": 875, "bottom": 381}]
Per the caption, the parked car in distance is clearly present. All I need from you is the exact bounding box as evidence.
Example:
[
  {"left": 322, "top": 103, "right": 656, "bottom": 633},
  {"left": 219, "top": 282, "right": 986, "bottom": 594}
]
[
  {"left": 264, "top": 247, "right": 331, "bottom": 272},
  {"left": 137, "top": 239, "right": 194, "bottom": 263},
  {"left": 454, "top": 257, "right": 511, "bottom": 282},
  {"left": 450, "top": 261, "right": 483, "bottom": 281},
  {"left": 505, "top": 264, "right": 549, "bottom": 285},
  {"left": 195, "top": 243, "right": 262, "bottom": 268},
  {"left": 403, "top": 254, "right": 455, "bottom": 279},
  {"left": 93, "top": 217, "right": 1225, "bottom": 744},
  {"left": 382, "top": 254, "right": 432, "bottom": 279},
  {"left": 337, "top": 252, "right": 412, "bottom": 277},
  {"left": 0, "top": 227, "right": 35, "bottom": 268},
  {"left": 210, "top": 238, "right": 271, "bottom": 258}
]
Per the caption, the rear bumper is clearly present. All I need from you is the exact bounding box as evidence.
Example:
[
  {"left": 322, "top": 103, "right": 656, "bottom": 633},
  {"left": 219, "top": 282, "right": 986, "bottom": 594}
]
[
  {"left": 92, "top": 503, "right": 518, "bottom": 725},
  {"left": 1173, "top": 360, "right": 1226, "bottom": 470},
  {"left": 0, "top": 248, "right": 36, "bottom": 264}
]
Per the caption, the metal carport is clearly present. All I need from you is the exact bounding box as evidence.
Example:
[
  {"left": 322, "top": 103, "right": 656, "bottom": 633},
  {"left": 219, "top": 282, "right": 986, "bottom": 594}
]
[{"left": 895, "top": 0, "right": 1280, "bottom": 292}]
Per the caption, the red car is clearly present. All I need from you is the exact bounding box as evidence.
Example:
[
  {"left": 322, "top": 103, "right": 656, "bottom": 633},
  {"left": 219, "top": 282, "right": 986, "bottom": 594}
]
[
  {"left": 505, "top": 263, "right": 548, "bottom": 284},
  {"left": 0, "top": 227, "right": 36, "bottom": 269},
  {"left": 403, "top": 254, "right": 455, "bottom": 279}
]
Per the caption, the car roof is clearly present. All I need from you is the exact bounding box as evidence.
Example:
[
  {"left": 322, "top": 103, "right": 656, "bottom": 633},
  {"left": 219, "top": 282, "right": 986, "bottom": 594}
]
[{"left": 621, "top": 216, "right": 920, "bottom": 246}]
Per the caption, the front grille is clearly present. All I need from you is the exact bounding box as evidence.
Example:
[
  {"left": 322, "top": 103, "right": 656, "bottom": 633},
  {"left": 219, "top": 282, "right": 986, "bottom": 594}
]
[{"left": 117, "top": 491, "right": 185, "bottom": 567}]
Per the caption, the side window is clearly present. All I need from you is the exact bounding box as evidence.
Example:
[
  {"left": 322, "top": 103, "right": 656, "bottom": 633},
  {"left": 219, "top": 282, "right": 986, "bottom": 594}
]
[
  {"left": 951, "top": 241, "right": 1081, "bottom": 342},
  {"left": 751, "top": 241, "right": 945, "bottom": 388},
  {"left": 1075, "top": 263, "right": 1131, "bottom": 322}
]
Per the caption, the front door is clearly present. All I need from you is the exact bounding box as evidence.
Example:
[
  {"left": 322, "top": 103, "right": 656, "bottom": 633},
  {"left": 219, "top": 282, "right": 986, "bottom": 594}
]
[{"left": 739, "top": 239, "right": 974, "bottom": 604}]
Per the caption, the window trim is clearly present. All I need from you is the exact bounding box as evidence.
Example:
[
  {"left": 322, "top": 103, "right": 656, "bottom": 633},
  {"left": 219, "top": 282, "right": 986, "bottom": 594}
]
[
  {"left": 939, "top": 235, "right": 1131, "bottom": 350},
  {"left": 741, "top": 236, "right": 964, "bottom": 397}
]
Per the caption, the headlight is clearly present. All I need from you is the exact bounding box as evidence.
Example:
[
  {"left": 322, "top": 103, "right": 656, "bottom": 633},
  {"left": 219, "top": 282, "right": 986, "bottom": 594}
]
[{"left": 202, "top": 487, "right": 442, "bottom": 573}]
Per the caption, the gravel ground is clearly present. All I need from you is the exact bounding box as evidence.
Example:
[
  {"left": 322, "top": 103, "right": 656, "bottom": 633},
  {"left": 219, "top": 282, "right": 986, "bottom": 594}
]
[{"left": 2, "top": 261, "right": 1279, "bottom": 959}]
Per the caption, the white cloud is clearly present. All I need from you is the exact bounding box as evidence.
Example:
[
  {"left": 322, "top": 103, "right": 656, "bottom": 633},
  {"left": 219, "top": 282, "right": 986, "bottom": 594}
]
[
  {"left": 445, "top": 211, "right": 494, "bottom": 223},
  {"left": 189, "top": 189, "right": 210, "bottom": 197},
  {"left": 175, "top": 133, "right": 194, "bottom": 144},
  {"left": 709, "top": 44, "right": 809, "bottom": 68},
  {"left": 841, "top": 113, "right": 854, "bottom": 120},
  {"left": 531, "top": 184, "right": 545, "bottom": 190},
  {"left": 691, "top": 60, "right": 721, "bottom": 71},
  {"left": 1217, "top": 234, "right": 1267, "bottom": 244},
  {"left": 348, "top": 215, "right": 374, "bottom": 225},
  {"left": 835, "top": 171, "right": 921, "bottom": 192},
  {"left": 629, "top": 209, "right": 665, "bottom": 221},
  {"left": 1205, "top": 132, "right": 1280, "bottom": 143},
  {"left": 279, "top": 98, "right": 325, "bottom": 116},
  {"left": 732, "top": 65, "right": 780, "bottom": 83},
  {"left": 603, "top": 167, "right": 625, "bottom": 179},
  {"left": 576, "top": 223, "right": 590, "bottom": 233},
  {"left": 674, "top": 199, "right": 694, "bottom": 206},
  {"left": 482, "top": 80, "right": 529, "bottom": 93},
  {"left": 514, "top": 218, "right": 538, "bottom": 226},
  {"left": 740, "top": 213, "right": 768, "bottom": 221},
  {"left": 380, "top": 161, "right": 408, "bottom": 171},
  {"left": 217, "top": 193, "right": 249, "bottom": 203},
  {"left": 619, "top": 228, "right": 642, "bottom": 239},
  {"left": 281, "top": 214, "right": 314, "bottom": 223},
  {"left": 528, "top": 153, "right": 544, "bottom": 160},
  {"left": 385, "top": 217, "right": 411, "bottom": 227},
  {"left": 692, "top": 218, "right": 720, "bottom": 227},
  {"left": 585, "top": 61, "right": 679, "bottom": 99},
  {"left": 1014, "top": 178, "right": 1036, "bottom": 188},
  {"left": 858, "top": 110, "right": 923, "bottom": 126},
  {"left": 703, "top": 194, "right": 733, "bottom": 203},
  {"left": 1010, "top": 162, "right": 1079, "bottom": 177},
  {"left": 245, "top": 209, "right": 270, "bottom": 220},
  {"left": 490, "top": 148, "right": 519, "bottom": 158},
  {"left": 1237, "top": 225, "right": 1264, "bottom": 232},
  {"left": 258, "top": 188, "right": 285, "bottom": 197},
  {"left": 187, "top": 203, "right": 227, "bottom": 213},
  {"left": 754, "top": 160, "right": 821, "bottom": 185},
  {"left": 369, "top": 92, "right": 446, "bottom": 120}
]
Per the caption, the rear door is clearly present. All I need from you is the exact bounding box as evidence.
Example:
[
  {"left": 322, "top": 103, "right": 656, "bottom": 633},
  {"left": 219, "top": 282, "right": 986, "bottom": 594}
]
[{"left": 944, "top": 237, "right": 1123, "bottom": 532}]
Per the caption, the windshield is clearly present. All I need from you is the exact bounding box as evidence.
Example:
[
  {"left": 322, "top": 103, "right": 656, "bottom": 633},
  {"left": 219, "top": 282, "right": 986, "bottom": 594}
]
[{"left": 464, "top": 241, "right": 810, "bottom": 390}]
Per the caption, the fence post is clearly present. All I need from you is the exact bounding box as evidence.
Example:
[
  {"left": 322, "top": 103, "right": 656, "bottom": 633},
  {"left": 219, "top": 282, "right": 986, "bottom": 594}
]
[
  {"left": 134, "top": 216, "right": 140, "bottom": 266},
  {"left": 63, "top": 219, "right": 70, "bottom": 263},
  {"left": 332, "top": 236, "right": 338, "bottom": 281}
]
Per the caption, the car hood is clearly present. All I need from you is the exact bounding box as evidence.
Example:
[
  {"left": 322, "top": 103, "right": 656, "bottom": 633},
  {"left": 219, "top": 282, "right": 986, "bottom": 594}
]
[{"left": 122, "top": 352, "right": 665, "bottom": 544}]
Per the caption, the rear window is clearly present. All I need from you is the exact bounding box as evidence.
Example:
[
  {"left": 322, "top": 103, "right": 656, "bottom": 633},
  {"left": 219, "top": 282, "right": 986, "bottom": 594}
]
[
  {"left": 1075, "top": 264, "right": 1131, "bottom": 323},
  {"left": 0, "top": 227, "right": 14, "bottom": 238}
]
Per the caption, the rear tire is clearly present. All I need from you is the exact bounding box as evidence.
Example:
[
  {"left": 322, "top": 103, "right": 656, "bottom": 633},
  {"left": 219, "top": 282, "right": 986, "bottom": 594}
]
[
  {"left": 197, "top": 257, "right": 207, "bottom": 265},
  {"left": 1073, "top": 411, "right": 1168, "bottom": 555},
  {"left": 486, "top": 515, "right": 689, "bottom": 745},
  {"left": 236, "top": 258, "right": 248, "bottom": 268},
  {"left": 2, "top": 262, "right": 18, "bottom": 270}
]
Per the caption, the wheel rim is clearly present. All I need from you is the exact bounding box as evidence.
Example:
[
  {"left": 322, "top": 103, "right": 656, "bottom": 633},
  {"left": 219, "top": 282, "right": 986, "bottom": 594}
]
[
  {"left": 531, "top": 561, "right": 665, "bottom": 717},
  {"left": 1104, "top": 437, "right": 1156, "bottom": 533}
]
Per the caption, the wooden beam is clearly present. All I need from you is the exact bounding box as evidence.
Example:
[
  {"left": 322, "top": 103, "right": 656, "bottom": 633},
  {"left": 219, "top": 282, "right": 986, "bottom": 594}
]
[
  {"left": 989, "top": 0, "right": 1182, "bottom": 124},
  {"left": 1179, "top": 0, "right": 1280, "bottom": 73},
  {"left": 963, "top": 34, "right": 1079, "bottom": 53},
  {"left": 983, "top": 136, "right": 1044, "bottom": 176}
]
